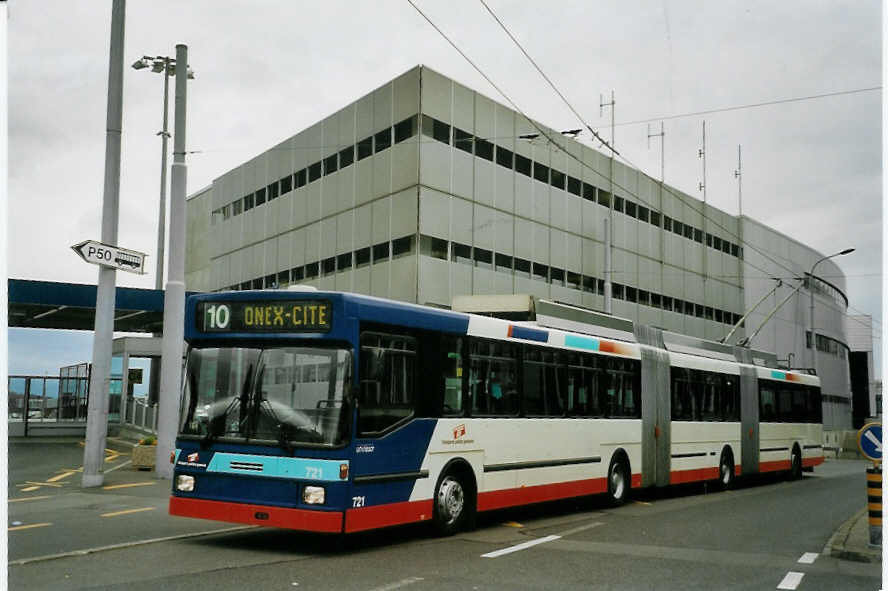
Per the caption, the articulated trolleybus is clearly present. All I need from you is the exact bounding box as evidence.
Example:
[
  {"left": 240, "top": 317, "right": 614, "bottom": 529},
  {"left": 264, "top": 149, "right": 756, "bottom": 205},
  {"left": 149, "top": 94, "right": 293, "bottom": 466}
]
[{"left": 170, "top": 289, "right": 824, "bottom": 535}]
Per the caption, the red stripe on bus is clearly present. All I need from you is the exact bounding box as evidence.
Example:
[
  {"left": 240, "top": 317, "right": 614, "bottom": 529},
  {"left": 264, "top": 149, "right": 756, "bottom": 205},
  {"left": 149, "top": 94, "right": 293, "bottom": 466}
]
[
  {"left": 344, "top": 500, "right": 433, "bottom": 533},
  {"left": 759, "top": 460, "right": 791, "bottom": 473},
  {"left": 477, "top": 477, "right": 610, "bottom": 512},
  {"left": 669, "top": 467, "right": 719, "bottom": 485},
  {"left": 802, "top": 456, "right": 824, "bottom": 468},
  {"left": 169, "top": 496, "right": 343, "bottom": 533}
]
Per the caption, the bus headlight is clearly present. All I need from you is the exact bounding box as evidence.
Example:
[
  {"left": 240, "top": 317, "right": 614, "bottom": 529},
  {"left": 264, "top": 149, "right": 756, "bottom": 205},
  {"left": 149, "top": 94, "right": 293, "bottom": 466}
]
[
  {"left": 176, "top": 475, "right": 195, "bottom": 492},
  {"left": 303, "top": 485, "right": 325, "bottom": 505}
]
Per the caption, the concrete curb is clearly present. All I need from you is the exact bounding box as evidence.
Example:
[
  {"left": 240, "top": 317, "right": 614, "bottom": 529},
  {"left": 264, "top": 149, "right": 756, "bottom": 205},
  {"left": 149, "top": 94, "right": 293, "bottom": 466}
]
[{"left": 824, "top": 507, "right": 882, "bottom": 563}]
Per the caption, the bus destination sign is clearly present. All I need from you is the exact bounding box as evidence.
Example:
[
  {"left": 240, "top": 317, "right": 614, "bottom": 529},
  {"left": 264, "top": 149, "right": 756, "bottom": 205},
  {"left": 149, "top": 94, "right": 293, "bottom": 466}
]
[{"left": 198, "top": 300, "right": 332, "bottom": 333}]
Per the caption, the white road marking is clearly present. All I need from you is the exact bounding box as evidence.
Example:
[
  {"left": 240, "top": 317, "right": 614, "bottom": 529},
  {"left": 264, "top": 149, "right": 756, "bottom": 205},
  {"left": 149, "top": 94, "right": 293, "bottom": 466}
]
[
  {"left": 797, "top": 552, "right": 818, "bottom": 564},
  {"left": 367, "top": 577, "right": 425, "bottom": 591},
  {"left": 105, "top": 459, "right": 133, "bottom": 473},
  {"left": 777, "top": 571, "right": 804, "bottom": 590},
  {"left": 555, "top": 521, "right": 604, "bottom": 538},
  {"left": 481, "top": 535, "right": 562, "bottom": 558}
]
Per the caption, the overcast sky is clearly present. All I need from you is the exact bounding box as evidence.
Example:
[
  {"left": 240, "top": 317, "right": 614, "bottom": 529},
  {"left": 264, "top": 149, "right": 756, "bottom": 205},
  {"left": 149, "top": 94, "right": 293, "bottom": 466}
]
[{"left": 7, "top": 0, "right": 882, "bottom": 376}]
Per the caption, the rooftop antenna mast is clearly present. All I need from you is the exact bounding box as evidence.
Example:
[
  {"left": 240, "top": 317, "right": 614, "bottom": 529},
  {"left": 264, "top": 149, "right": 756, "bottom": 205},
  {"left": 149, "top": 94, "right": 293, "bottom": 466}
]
[
  {"left": 734, "top": 144, "right": 742, "bottom": 216},
  {"left": 647, "top": 122, "right": 665, "bottom": 182},
  {"left": 698, "top": 121, "right": 708, "bottom": 329},
  {"left": 600, "top": 91, "right": 616, "bottom": 314}
]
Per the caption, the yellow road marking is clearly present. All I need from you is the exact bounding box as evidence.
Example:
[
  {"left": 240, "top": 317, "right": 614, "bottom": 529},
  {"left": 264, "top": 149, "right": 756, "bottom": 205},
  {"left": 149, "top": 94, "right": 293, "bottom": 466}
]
[
  {"left": 23, "top": 481, "right": 63, "bottom": 488},
  {"left": 101, "top": 482, "right": 155, "bottom": 490},
  {"left": 9, "top": 495, "right": 53, "bottom": 503},
  {"left": 633, "top": 500, "right": 652, "bottom": 506},
  {"left": 9, "top": 522, "right": 52, "bottom": 531},
  {"left": 101, "top": 507, "right": 156, "bottom": 518},
  {"left": 501, "top": 521, "right": 524, "bottom": 528},
  {"left": 47, "top": 470, "right": 77, "bottom": 483},
  {"left": 20, "top": 486, "right": 40, "bottom": 492}
]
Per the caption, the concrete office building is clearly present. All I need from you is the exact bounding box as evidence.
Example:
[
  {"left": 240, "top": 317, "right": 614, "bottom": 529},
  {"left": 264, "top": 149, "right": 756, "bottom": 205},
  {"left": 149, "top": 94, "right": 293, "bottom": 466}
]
[{"left": 185, "top": 65, "right": 854, "bottom": 430}]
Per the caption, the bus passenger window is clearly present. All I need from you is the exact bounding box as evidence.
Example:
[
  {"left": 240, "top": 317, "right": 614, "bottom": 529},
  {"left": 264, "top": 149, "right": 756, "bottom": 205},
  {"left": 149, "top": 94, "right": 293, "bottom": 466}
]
[
  {"left": 442, "top": 343, "right": 463, "bottom": 416},
  {"left": 470, "top": 340, "right": 518, "bottom": 416},
  {"left": 759, "top": 385, "right": 776, "bottom": 422},
  {"left": 358, "top": 333, "right": 416, "bottom": 435}
]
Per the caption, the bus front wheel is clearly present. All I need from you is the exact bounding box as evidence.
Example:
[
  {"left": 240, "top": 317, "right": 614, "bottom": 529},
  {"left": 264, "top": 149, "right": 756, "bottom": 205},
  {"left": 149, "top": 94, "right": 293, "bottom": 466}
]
[{"left": 434, "top": 473, "right": 469, "bottom": 536}]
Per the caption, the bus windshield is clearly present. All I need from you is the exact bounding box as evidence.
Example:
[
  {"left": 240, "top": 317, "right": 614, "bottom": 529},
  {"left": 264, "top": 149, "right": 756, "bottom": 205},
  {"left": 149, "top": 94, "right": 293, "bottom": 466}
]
[{"left": 179, "top": 346, "right": 352, "bottom": 447}]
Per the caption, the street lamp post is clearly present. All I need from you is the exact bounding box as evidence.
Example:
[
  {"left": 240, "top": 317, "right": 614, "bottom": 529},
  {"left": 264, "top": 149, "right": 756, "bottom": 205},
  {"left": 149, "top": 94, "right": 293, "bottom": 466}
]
[
  {"left": 131, "top": 55, "right": 193, "bottom": 291},
  {"left": 808, "top": 248, "right": 855, "bottom": 376},
  {"left": 132, "top": 55, "right": 193, "bottom": 409}
]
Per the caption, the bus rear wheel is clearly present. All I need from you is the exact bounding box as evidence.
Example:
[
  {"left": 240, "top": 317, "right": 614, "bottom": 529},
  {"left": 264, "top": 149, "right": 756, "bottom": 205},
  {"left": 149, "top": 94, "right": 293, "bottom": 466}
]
[
  {"left": 717, "top": 449, "right": 735, "bottom": 490},
  {"left": 607, "top": 456, "right": 630, "bottom": 506},
  {"left": 789, "top": 447, "right": 802, "bottom": 480},
  {"left": 434, "top": 473, "right": 469, "bottom": 536}
]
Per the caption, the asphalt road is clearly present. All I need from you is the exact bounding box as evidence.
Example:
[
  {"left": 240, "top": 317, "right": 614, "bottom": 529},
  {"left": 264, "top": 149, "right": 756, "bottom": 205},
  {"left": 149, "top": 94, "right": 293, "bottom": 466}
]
[{"left": 7, "top": 440, "right": 882, "bottom": 590}]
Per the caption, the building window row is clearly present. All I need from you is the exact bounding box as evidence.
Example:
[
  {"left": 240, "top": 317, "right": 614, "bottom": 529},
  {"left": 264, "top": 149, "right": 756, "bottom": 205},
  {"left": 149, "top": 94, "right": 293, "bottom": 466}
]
[
  {"left": 420, "top": 114, "right": 744, "bottom": 261},
  {"left": 211, "top": 115, "right": 420, "bottom": 225},
  {"left": 217, "top": 234, "right": 417, "bottom": 292},
  {"left": 805, "top": 331, "right": 848, "bottom": 360},
  {"left": 418, "top": 234, "right": 742, "bottom": 327},
  {"left": 804, "top": 274, "right": 849, "bottom": 309}
]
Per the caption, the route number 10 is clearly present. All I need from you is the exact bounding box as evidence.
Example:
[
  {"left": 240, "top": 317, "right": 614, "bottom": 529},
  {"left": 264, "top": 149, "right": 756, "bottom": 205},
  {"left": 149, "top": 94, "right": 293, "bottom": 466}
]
[{"left": 205, "top": 304, "right": 231, "bottom": 330}]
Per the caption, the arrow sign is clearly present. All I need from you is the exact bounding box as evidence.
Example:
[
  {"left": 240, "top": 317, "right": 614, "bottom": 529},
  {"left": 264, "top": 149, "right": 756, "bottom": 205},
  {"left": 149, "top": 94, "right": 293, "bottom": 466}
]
[
  {"left": 71, "top": 240, "right": 147, "bottom": 275},
  {"left": 857, "top": 422, "right": 882, "bottom": 462}
]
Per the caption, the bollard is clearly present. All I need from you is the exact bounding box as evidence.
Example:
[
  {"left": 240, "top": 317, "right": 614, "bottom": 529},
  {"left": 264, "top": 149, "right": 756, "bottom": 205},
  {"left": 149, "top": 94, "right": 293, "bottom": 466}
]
[{"left": 866, "top": 465, "right": 881, "bottom": 547}]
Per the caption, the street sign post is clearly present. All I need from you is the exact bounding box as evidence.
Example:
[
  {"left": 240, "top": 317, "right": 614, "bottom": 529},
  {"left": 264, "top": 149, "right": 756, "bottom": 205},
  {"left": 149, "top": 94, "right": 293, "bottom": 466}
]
[
  {"left": 71, "top": 240, "right": 147, "bottom": 275},
  {"left": 858, "top": 422, "right": 883, "bottom": 462}
]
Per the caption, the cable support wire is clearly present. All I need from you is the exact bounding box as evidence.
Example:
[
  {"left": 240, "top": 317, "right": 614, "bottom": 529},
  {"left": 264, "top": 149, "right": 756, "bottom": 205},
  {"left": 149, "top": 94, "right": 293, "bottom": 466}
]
[{"left": 465, "top": 0, "right": 871, "bottom": 328}]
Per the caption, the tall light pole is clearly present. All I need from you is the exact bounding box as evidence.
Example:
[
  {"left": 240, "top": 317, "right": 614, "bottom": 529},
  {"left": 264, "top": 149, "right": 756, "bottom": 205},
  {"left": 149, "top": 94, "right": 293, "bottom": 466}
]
[
  {"left": 809, "top": 248, "right": 855, "bottom": 375},
  {"left": 156, "top": 44, "right": 190, "bottom": 479},
  {"left": 131, "top": 55, "right": 194, "bottom": 292},
  {"left": 131, "top": 55, "right": 193, "bottom": 410}
]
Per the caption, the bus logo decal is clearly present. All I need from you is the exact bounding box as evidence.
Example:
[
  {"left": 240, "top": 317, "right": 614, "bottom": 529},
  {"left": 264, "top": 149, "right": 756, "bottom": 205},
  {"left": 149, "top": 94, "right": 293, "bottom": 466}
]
[
  {"left": 187, "top": 452, "right": 199, "bottom": 462},
  {"left": 453, "top": 424, "right": 467, "bottom": 439}
]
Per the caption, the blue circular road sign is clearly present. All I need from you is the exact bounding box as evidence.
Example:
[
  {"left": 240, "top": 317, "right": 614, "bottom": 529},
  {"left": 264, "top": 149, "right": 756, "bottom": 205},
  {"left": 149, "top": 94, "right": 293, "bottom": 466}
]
[{"left": 858, "top": 422, "right": 883, "bottom": 462}]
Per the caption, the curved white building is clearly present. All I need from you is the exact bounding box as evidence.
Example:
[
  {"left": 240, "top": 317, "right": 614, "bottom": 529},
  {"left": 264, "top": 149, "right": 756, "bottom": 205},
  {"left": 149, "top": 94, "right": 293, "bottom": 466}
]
[{"left": 185, "top": 66, "right": 853, "bottom": 430}]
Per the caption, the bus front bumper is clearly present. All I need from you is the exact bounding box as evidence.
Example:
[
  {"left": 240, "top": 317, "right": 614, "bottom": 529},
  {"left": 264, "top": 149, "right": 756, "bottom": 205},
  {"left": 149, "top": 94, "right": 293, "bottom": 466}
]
[{"left": 169, "top": 496, "right": 343, "bottom": 533}]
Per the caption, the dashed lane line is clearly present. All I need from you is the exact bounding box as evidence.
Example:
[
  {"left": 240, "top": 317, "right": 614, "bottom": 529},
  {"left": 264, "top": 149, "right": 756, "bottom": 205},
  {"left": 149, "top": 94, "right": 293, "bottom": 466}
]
[
  {"left": 776, "top": 571, "right": 804, "bottom": 590},
  {"left": 367, "top": 577, "right": 425, "bottom": 591},
  {"left": 100, "top": 507, "right": 156, "bottom": 518},
  {"left": 101, "top": 482, "right": 156, "bottom": 491},
  {"left": 9, "top": 522, "right": 52, "bottom": 532},
  {"left": 481, "top": 535, "right": 562, "bottom": 558},
  {"left": 797, "top": 552, "right": 818, "bottom": 564}
]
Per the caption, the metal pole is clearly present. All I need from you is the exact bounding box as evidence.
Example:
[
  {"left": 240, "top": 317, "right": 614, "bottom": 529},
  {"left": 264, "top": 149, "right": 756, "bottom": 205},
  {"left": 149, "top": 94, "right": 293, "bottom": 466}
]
[
  {"left": 604, "top": 218, "right": 612, "bottom": 313},
  {"left": 0, "top": 0, "right": 10, "bottom": 565},
  {"left": 156, "top": 44, "right": 188, "bottom": 479},
  {"left": 83, "top": 0, "right": 125, "bottom": 488},
  {"left": 148, "top": 58, "right": 170, "bottom": 409},
  {"left": 156, "top": 59, "right": 170, "bottom": 290}
]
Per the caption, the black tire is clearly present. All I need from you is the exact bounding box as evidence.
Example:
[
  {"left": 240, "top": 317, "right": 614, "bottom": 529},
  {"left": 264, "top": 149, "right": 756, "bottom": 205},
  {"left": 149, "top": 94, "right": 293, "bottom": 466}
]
[
  {"left": 717, "top": 448, "right": 735, "bottom": 490},
  {"left": 789, "top": 446, "right": 802, "bottom": 480},
  {"left": 607, "top": 455, "right": 630, "bottom": 506},
  {"left": 433, "top": 472, "right": 470, "bottom": 536}
]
